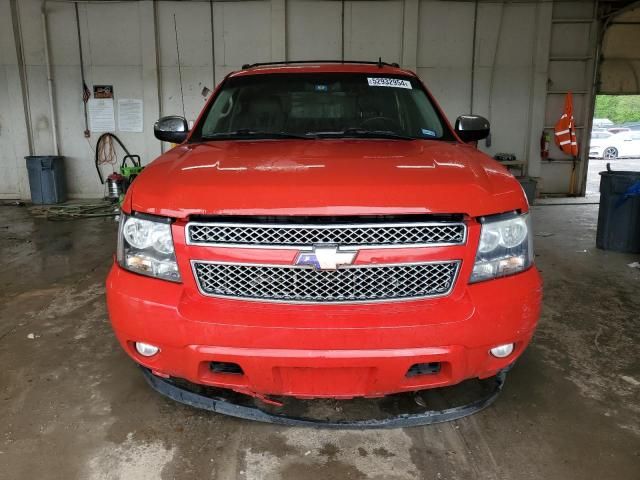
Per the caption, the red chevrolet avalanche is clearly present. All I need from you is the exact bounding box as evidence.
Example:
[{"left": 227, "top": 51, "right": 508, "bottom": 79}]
[{"left": 106, "top": 62, "right": 542, "bottom": 426}]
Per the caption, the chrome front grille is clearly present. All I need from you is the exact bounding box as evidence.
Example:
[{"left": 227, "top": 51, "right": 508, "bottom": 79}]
[
  {"left": 186, "top": 221, "right": 466, "bottom": 249},
  {"left": 192, "top": 261, "right": 460, "bottom": 303}
]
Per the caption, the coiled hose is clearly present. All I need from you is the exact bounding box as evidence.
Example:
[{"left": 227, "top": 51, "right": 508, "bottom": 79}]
[{"left": 95, "top": 132, "right": 132, "bottom": 184}]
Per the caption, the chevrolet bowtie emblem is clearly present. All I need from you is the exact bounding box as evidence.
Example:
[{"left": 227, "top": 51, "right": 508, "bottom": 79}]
[{"left": 295, "top": 246, "right": 358, "bottom": 271}]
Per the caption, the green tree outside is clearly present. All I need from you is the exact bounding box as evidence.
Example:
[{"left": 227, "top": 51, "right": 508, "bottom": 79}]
[{"left": 594, "top": 95, "right": 640, "bottom": 124}]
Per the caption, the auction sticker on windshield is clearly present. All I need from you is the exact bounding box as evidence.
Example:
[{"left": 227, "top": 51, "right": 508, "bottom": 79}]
[{"left": 367, "top": 77, "right": 412, "bottom": 89}]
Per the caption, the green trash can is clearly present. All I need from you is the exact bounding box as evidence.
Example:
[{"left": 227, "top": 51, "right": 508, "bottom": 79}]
[
  {"left": 25, "top": 156, "right": 67, "bottom": 204},
  {"left": 596, "top": 166, "right": 640, "bottom": 253}
]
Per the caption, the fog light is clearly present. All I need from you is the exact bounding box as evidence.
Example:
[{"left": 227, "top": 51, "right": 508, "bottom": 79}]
[
  {"left": 490, "top": 343, "right": 514, "bottom": 358},
  {"left": 135, "top": 342, "right": 160, "bottom": 357}
]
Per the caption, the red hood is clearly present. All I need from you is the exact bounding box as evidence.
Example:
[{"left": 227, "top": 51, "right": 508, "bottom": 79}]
[{"left": 129, "top": 139, "right": 527, "bottom": 219}]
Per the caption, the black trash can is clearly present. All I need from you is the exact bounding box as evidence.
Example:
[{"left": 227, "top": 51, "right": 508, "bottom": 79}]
[
  {"left": 25, "top": 156, "right": 67, "bottom": 204},
  {"left": 517, "top": 176, "right": 537, "bottom": 206},
  {"left": 596, "top": 167, "right": 640, "bottom": 253}
]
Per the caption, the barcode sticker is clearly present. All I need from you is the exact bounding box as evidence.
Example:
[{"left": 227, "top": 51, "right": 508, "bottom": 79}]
[{"left": 367, "top": 77, "right": 412, "bottom": 89}]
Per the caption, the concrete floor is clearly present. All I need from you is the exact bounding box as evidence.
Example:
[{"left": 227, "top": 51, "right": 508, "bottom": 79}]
[{"left": 1, "top": 203, "right": 639, "bottom": 480}]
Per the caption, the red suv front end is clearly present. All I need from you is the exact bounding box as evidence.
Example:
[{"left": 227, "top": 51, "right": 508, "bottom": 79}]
[{"left": 106, "top": 63, "right": 542, "bottom": 422}]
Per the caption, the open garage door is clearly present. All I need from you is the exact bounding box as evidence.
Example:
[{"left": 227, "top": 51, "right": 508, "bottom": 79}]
[
  {"left": 599, "top": 3, "right": 640, "bottom": 94},
  {"left": 582, "top": 1, "right": 640, "bottom": 196}
]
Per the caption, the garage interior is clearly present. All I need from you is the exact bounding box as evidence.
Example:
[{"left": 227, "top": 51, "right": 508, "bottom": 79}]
[{"left": 1, "top": 0, "right": 639, "bottom": 479}]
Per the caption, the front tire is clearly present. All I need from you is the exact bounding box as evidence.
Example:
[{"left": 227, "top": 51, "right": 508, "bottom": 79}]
[{"left": 603, "top": 147, "right": 618, "bottom": 160}]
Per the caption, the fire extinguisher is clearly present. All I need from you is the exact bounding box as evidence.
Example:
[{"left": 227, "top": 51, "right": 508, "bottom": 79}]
[{"left": 541, "top": 130, "right": 551, "bottom": 159}]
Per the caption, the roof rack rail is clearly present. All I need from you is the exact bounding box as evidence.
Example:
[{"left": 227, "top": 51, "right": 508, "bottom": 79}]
[{"left": 241, "top": 58, "right": 401, "bottom": 70}]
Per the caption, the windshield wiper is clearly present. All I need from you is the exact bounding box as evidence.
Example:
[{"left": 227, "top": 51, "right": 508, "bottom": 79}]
[
  {"left": 308, "top": 128, "right": 416, "bottom": 140},
  {"left": 202, "top": 129, "right": 312, "bottom": 140}
]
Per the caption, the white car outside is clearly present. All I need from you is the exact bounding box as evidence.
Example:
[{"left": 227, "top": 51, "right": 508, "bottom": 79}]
[
  {"left": 589, "top": 131, "right": 640, "bottom": 159},
  {"left": 592, "top": 118, "right": 614, "bottom": 128}
]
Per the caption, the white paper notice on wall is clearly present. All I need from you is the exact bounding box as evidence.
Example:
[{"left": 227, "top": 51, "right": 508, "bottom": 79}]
[
  {"left": 118, "top": 99, "right": 144, "bottom": 133},
  {"left": 88, "top": 98, "right": 115, "bottom": 132}
]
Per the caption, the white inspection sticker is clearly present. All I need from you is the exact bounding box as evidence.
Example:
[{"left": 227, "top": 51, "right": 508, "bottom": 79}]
[{"left": 367, "top": 77, "right": 412, "bottom": 89}]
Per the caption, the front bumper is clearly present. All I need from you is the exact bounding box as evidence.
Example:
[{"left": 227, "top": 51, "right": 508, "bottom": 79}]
[
  {"left": 140, "top": 365, "right": 508, "bottom": 428},
  {"left": 106, "top": 264, "right": 542, "bottom": 399}
]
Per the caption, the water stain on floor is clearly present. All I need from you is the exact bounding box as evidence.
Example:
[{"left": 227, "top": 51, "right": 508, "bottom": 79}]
[{"left": 0, "top": 205, "right": 638, "bottom": 480}]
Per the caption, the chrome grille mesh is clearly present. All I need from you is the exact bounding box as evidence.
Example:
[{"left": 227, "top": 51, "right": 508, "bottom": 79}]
[
  {"left": 192, "top": 261, "right": 460, "bottom": 303},
  {"left": 187, "top": 222, "right": 466, "bottom": 248}
]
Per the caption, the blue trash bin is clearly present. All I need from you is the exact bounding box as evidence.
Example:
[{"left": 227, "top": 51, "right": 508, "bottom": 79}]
[{"left": 25, "top": 156, "right": 67, "bottom": 204}]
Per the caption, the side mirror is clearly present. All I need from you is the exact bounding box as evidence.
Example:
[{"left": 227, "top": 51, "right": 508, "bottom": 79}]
[
  {"left": 154, "top": 115, "right": 189, "bottom": 143},
  {"left": 455, "top": 115, "right": 490, "bottom": 143}
]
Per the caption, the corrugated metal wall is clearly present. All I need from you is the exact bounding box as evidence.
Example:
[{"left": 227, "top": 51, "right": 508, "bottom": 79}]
[
  {"left": 0, "top": 0, "right": 603, "bottom": 199},
  {"left": 542, "top": 1, "right": 598, "bottom": 195}
]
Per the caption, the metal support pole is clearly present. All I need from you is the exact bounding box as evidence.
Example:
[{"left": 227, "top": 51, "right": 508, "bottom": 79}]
[{"left": 41, "top": 1, "right": 59, "bottom": 155}]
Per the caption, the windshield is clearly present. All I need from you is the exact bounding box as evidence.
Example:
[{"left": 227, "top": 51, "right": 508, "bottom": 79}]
[{"left": 190, "top": 73, "right": 455, "bottom": 142}]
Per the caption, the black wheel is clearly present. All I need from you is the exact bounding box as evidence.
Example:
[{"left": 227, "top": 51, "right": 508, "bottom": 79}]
[{"left": 603, "top": 147, "right": 618, "bottom": 160}]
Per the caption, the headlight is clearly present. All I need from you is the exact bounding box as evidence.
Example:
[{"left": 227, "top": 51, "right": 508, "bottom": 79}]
[
  {"left": 117, "top": 213, "right": 181, "bottom": 282},
  {"left": 470, "top": 212, "right": 533, "bottom": 283}
]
